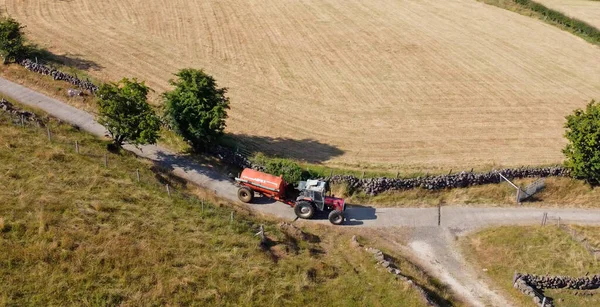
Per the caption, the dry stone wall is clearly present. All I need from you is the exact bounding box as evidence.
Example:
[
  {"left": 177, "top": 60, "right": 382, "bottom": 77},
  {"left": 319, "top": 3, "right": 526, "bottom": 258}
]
[
  {"left": 351, "top": 236, "right": 440, "bottom": 307},
  {"left": 0, "top": 98, "right": 44, "bottom": 126},
  {"left": 212, "top": 145, "right": 568, "bottom": 195},
  {"left": 327, "top": 167, "right": 568, "bottom": 195},
  {"left": 514, "top": 272, "right": 600, "bottom": 306},
  {"left": 18, "top": 59, "right": 99, "bottom": 94}
]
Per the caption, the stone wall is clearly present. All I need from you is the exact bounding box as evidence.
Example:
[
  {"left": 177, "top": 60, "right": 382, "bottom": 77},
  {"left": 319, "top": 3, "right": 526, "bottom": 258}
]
[
  {"left": 211, "top": 144, "right": 568, "bottom": 195},
  {"left": 519, "top": 273, "right": 600, "bottom": 290},
  {"left": 351, "top": 236, "right": 440, "bottom": 307},
  {"left": 18, "top": 59, "right": 98, "bottom": 94},
  {"left": 514, "top": 272, "right": 600, "bottom": 306},
  {"left": 327, "top": 167, "right": 568, "bottom": 195},
  {"left": 0, "top": 98, "right": 44, "bottom": 126}
]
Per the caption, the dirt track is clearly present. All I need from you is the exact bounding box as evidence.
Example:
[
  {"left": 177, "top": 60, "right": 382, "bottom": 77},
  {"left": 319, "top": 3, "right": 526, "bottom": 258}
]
[
  {"left": 4, "top": 0, "right": 600, "bottom": 170},
  {"left": 3, "top": 77, "right": 600, "bottom": 306}
]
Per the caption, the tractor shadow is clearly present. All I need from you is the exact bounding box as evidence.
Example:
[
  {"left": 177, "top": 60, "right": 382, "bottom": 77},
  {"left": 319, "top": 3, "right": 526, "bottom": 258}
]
[
  {"left": 306, "top": 204, "right": 377, "bottom": 226},
  {"left": 225, "top": 134, "right": 344, "bottom": 164},
  {"left": 343, "top": 204, "right": 377, "bottom": 226}
]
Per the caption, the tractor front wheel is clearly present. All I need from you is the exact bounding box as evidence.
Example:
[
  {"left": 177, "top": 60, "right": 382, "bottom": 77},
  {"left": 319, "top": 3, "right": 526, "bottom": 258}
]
[
  {"left": 294, "top": 201, "right": 315, "bottom": 219},
  {"left": 328, "top": 210, "right": 344, "bottom": 225},
  {"left": 237, "top": 187, "right": 253, "bottom": 203}
]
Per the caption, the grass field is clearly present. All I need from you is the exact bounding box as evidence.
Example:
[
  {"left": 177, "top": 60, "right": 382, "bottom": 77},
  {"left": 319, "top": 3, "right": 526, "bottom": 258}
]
[
  {"left": 3, "top": 0, "right": 600, "bottom": 172},
  {"left": 462, "top": 226, "right": 600, "bottom": 306},
  {"left": 0, "top": 100, "right": 460, "bottom": 306},
  {"left": 535, "top": 0, "right": 600, "bottom": 29}
]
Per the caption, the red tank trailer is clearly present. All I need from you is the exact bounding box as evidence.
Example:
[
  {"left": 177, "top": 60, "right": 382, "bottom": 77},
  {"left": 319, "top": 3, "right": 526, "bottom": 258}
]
[{"left": 235, "top": 168, "right": 346, "bottom": 225}]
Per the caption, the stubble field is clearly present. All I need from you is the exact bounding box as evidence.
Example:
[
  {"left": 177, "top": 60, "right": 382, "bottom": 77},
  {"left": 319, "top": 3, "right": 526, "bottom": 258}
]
[
  {"left": 3, "top": 0, "right": 600, "bottom": 171},
  {"left": 535, "top": 0, "right": 600, "bottom": 29}
]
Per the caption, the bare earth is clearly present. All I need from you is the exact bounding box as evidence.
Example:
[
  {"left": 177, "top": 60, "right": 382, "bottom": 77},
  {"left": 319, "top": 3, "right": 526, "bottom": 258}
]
[
  {"left": 4, "top": 0, "right": 600, "bottom": 171},
  {"left": 535, "top": 0, "right": 600, "bottom": 30}
]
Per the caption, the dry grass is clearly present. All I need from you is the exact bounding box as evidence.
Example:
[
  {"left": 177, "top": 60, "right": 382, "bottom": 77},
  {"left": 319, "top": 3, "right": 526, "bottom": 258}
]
[
  {"left": 333, "top": 177, "right": 600, "bottom": 208},
  {"left": 0, "top": 100, "right": 460, "bottom": 306},
  {"left": 570, "top": 225, "right": 600, "bottom": 250},
  {"left": 3, "top": 0, "right": 600, "bottom": 171},
  {"left": 0, "top": 62, "right": 98, "bottom": 113},
  {"left": 462, "top": 226, "right": 600, "bottom": 306},
  {"left": 535, "top": 0, "right": 600, "bottom": 29}
]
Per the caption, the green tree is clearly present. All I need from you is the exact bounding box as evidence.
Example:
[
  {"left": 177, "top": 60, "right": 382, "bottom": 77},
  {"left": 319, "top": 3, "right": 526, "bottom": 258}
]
[
  {"left": 0, "top": 15, "right": 27, "bottom": 64},
  {"left": 163, "top": 68, "right": 230, "bottom": 151},
  {"left": 97, "top": 78, "right": 161, "bottom": 148},
  {"left": 563, "top": 100, "right": 600, "bottom": 185}
]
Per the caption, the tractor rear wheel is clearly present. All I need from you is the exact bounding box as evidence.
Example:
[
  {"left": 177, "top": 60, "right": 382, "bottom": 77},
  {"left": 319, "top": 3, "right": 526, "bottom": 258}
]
[
  {"left": 294, "top": 201, "right": 315, "bottom": 219},
  {"left": 237, "top": 187, "right": 253, "bottom": 203},
  {"left": 328, "top": 210, "right": 344, "bottom": 225}
]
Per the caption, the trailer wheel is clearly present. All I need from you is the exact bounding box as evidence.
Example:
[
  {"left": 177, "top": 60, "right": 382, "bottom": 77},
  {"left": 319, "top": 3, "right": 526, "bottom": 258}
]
[
  {"left": 328, "top": 210, "right": 344, "bottom": 225},
  {"left": 294, "top": 201, "right": 315, "bottom": 219},
  {"left": 237, "top": 187, "right": 253, "bottom": 203}
]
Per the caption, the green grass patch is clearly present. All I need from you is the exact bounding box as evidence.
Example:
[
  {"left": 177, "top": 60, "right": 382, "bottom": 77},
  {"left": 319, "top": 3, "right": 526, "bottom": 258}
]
[
  {"left": 0, "top": 99, "right": 454, "bottom": 306},
  {"left": 462, "top": 226, "right": 600, "bottom": 306},
  {"left": 481, "top": 0, "right": 600, "bottom": 46}
]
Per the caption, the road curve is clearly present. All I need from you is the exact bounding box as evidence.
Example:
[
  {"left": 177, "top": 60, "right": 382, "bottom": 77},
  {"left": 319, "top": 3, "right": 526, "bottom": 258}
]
[{"left": 2, "top": 76, "right": 600, "bottom": 229}]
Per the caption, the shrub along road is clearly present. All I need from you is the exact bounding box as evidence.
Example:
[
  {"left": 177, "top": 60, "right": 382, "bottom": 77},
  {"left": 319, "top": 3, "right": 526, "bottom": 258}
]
[{"left": 3, "top": 76, "right": 600, "bottom": 306}]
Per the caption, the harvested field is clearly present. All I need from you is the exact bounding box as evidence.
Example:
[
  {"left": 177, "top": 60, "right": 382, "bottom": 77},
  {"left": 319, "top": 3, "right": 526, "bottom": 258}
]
[
  {"left": 4, "top": 0, "right": 600, "bottom": 171},
  {"left": 535, "top": 0, "right": 600, "bottom": 29}
]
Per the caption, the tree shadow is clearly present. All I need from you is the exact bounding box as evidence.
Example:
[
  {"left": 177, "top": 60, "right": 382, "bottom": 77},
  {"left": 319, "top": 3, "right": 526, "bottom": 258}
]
[
  {"left": 28, "top": 46, "right": 103, "bottom": 71},
  {"left": 151, "top": 149, "right": 233, "bottom": 185},
  {"left": 226, "top": 134, "right": 344, "bottom": 164}
]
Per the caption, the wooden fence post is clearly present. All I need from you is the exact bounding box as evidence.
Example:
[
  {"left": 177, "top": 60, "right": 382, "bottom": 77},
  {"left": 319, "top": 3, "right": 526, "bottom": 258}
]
[
  {"left": 46, "top": 125, "right": 51, "bottom": 141},
  {"left": 166, "top": 184, "right": 171, "bottom": 197},
  {"left": 438, "top": 203, "right": 441, "bottom": 226},
  {"left": 136, "top": 169, "right": 140, "bottom": 182},
  {"left": 230, "top": 211, "right": 234, "bottom": 223},
  {"left": 75, "top": 141, "right": 79, "bottom": 154},
  {"left": 104, "top": 154, "right": 108, "bottom": 167}
]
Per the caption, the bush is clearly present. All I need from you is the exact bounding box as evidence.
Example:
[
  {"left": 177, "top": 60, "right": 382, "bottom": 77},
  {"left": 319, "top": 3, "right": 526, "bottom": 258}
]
[
  {"left": 163, "top": 69, "right": 230, "bottom": 152},
  {"left": 97, "top": 78, "right": 161, "bottom": 147},
  {"left": 563, "top": 100, "right": 600, "bottom": 185},
  {"left": 0, "top": 15, "right": 27, "bottom": 63},
  {"left": 252, "top": 153, "right": 306, "bottom": 184}
]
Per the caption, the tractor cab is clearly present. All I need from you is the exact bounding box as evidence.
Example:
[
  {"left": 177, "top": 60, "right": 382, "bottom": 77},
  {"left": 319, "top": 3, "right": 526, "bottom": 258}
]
[
  {"left": 297, "top": 179, "right": 329, "bottom": 211},
  {"left": 295, "top": 179, "right": 345, "bottom": 225}
]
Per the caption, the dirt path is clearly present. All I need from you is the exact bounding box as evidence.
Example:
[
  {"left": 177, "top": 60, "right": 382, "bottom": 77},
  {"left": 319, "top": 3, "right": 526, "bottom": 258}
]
[
  {"left": 3, "top": 76, "right": 600, "bottom": 306},
  {"left": 409, "top": 228, "right": 513, "bottom": 307}
]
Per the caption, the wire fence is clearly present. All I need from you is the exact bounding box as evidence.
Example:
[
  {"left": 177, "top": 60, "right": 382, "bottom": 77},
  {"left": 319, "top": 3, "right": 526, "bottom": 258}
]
[{"left": 0, "top": 107, "right": 268, "bottom": 236}]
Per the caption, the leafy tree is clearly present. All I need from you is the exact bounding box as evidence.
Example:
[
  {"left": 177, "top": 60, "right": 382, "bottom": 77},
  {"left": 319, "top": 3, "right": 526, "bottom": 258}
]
[
  {"left": 0, "top": 15, "right": 27, "bottom": 63},
  {"left": 163, "top": 69, "right": 230, "bottom": 151},
  {"left": 563, "top": 100, "right": 600, "bottom": 185},
  {"left": 97, "top": 78, "right": 161, "bottom": 148}
]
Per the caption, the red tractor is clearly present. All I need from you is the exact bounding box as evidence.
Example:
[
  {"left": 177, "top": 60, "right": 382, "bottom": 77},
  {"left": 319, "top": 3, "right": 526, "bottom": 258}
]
[{"left": 235, "top": 168, "right": 346, "bottom": 225}]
